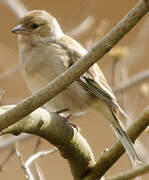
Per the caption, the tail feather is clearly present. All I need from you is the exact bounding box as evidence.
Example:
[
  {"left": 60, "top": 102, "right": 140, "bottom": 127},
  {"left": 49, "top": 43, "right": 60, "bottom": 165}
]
[{"left": 111, "top": 112, "right": 141, "bottom": 164}]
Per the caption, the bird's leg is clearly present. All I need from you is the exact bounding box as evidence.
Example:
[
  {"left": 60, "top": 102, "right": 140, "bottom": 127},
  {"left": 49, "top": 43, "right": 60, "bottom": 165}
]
[{"left": 55, "top": 108, "right": 69, "bottom": 115}]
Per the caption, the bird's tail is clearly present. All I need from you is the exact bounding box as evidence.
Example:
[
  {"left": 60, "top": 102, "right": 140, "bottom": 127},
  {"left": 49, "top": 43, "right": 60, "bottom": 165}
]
[{"left": 111, "top": 110, "right": 141, "bottom": 164}]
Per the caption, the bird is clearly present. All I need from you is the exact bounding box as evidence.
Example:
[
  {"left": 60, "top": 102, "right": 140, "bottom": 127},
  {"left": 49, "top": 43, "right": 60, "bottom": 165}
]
[{"left": 11, "top": 10, "right": 140, "bottom": 163}]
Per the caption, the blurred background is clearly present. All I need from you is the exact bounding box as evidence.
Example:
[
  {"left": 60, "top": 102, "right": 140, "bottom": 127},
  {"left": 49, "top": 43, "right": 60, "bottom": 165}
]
[{"left": 0, "top": 0, "right": 149, "bottom": 179}]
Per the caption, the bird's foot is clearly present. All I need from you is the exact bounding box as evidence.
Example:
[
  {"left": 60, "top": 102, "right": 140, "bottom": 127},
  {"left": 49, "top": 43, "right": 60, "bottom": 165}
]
[
  {"left": 65, "top": 115, "right": 78, "bottom": 131},
  {"left": 68, "top": 122, "right": 78, "bottom": 131},
  {"left": 55, "top": 109, "right": 78, "bottom": 131}
]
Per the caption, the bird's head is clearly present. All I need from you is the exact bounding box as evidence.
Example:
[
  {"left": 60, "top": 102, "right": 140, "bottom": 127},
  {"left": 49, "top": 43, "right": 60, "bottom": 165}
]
[{"left": 11, "top": 10, "right": 63, "bottom": 44}]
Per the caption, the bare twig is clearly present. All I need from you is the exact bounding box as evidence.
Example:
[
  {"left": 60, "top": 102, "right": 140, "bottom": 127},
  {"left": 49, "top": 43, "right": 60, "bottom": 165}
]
[
  {"left": 34, "top": 162, "right": 45, "bottom": 180},
  {"left": 0, "top": 64, "right": 18, "bottom": 82},
  {"left": 0, "top": 134, "right": 32, "bottom": 151},
  {"left": 67, "top": 16, "right": 94, "bottom": 38},
  {"left": 122, "top": 10, "right": 149, "bottom": 68},
  {"left": 25, "top": 148, "right": 57, "bottom": 169},
  {"left": 113, "top": 69, "right": 149, "bottom": 93},
  {"left": 1, "top": 97, "right": 23, "bottom": 105},
  {"left": 33, "top": 138, "right": 43, "bottom": 180},
  {"left": 0, "top": 146, "right": 15, "bottom": 170},
  {"left": 25, "top": 148, "right": 57, "bottom": 180},
  {"left": 133, "top": 140, "right": 149, "bottom": 164},
  {"left": 0, "top": 88, "right": 4, "bottom": 100},
  {"left": 83, "top": 105, "right": 149, "bottom": 180},
  {"left": 34, "top": 138, "right": 41, "bottom": 153},
  {"left": 15, "top": 146, "right": 34, "bottom": 180},
  {"left": 106, "top": 163, "right": 149, "bottom": 180},
  {"left": 33, "top": 143, "right": 52, "bottom": 179},
  {"left": 0, "top": 0, "right": 27, "bottom": 18},
  {"left": 111, "top": 59, "right": 118, "bottom": 86}
]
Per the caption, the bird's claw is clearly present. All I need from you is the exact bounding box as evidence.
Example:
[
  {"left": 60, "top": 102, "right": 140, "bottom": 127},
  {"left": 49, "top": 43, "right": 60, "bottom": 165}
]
[
  {"left": 55, "top": 109, "right": 78, "bottom": 131},
  {"left": 68, "top": 122, "right": 78, "bottom": 131}
]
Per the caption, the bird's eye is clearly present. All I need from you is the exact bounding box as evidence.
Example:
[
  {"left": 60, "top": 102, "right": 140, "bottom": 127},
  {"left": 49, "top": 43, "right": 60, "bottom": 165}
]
[{"left": 31, "top": 23, "right": 39, "bottom": 29}]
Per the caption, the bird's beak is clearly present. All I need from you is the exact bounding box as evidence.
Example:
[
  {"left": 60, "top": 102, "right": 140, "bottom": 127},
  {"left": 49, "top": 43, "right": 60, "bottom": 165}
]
[{"left": 11, "top": 24, "right": 29, "bottom": 35}]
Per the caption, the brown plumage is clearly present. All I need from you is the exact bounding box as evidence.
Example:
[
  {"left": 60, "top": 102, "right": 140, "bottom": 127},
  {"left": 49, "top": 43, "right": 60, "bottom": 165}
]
[{"left": 12, "top": 10, "right": 140, "bottom": 163}]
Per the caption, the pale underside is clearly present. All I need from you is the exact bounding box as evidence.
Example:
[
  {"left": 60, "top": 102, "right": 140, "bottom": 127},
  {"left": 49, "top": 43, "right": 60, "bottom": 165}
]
[{"left": 19, "top": 34, "right": 121, "bottom": 123}]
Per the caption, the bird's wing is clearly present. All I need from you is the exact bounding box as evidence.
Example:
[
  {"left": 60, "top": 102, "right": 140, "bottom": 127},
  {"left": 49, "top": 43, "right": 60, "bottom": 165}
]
[
  {"left": 55, "top": 36, "right": 141, "bottom": 163},
  {"left": 54, "top": 35, "right": 127, "bottom": 117}
]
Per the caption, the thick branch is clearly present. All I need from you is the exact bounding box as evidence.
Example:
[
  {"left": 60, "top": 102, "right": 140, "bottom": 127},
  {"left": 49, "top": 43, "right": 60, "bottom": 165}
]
[
  {"left": 113, "top": 69, "right": 149, "bottom": 93},
  {"left": 0, "top": 105, "right": 95, "bottom": 180},
  {"left": 0, "top": 0, "right": 148, "bottom": 132},
  {"left": 83, "top": 105, "right": 149, "bottom": 180},
  {"left": 106, "top": 163, "right": 149, "bottom": 180},
  {"left": 1, "top": 104, "right": 149, "bottom": 180}
]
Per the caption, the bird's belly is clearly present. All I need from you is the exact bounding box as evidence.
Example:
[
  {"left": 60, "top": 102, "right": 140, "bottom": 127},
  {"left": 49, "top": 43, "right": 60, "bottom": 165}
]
[
  {"left": 24, "top": 73, "right": 94, "bottom": 115},
  {"left": 44, "top": 89, "right": 88, "bottom": 115}
]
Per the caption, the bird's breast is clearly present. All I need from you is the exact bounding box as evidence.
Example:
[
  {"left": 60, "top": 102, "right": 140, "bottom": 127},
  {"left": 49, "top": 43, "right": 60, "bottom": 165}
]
[{"left": 19, "top": 42, "right": 94, "bottom": 115}]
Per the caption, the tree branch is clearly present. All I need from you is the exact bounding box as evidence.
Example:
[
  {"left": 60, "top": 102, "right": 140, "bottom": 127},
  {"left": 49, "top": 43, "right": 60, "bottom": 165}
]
[
  {"left": 25, "top": 148, "right": 57, "bottom": 180},
  {"left": 1, "top": 0, "right": 27, "bottom": 18},
  {"left": 0, "top": 134, "right": 32, "bottom": 151},
  {"left": 15, "top": 146, "right": 34, "bottom": 180},
  {"left": 83, "top": 105, "right": 149, "bottom": 180},
  {"left": 0, "top": 105, "right": 95, "bottom": 180},
  {"left": 0, "top": 0, "right": 148, "bottom": 132},
  {"left": 106, "top": 163, "right": 149, "bottom": 180},
  {"left": 1, "top": 105, "right": 149, "bottom": 180},
  {"left": 113, "top": 69, "right": 149, "bottom": 93}
]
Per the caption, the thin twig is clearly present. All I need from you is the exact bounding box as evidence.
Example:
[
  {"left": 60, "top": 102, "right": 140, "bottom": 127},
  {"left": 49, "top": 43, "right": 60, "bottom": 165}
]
[
  {"left": 106, "top": 163, "right": 149, "bottom": 180},
  {"left": 113, "top": 70, "right": 149, "bottom": 93},
  {"left": 0, "top": 146, "right": 15, "bottom": 171},
  {"left": 34, "top": 162, "right": 45, "bottom": 180},
  {"left": 0, "top": 134, "right": 32, "bottom": 151},
  {"left": 0, "top": 0, "right": 27, "bottom": 18},
  {"left": 83, "top": 105, "right": 149, "bottom": 180},
  {"left": 25, "top": 148, "right": 57, "bottom": 168},
  {"left": 111, "top": 59, "right": 118, "bottom": 86},
  {"left": 33, "top": 138, "right": 43, "bottom": 180},
  {"left": 34, "top": 137, "right": 41, "bottom": 153},
  {"left": 25, "top": 148, "right": 57, "bottom": 180},
  {"left": 0, "top": 64, "right": 18, "bottom": 82},
  {"left": 0, "top": 88, "right": 4, "bottom": 100},
  {"left": 15, "top": 146, "right": 34, "bottom": 180},
  {"left": 67, "top": 16, "right": 94, "bottom": 38}
]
